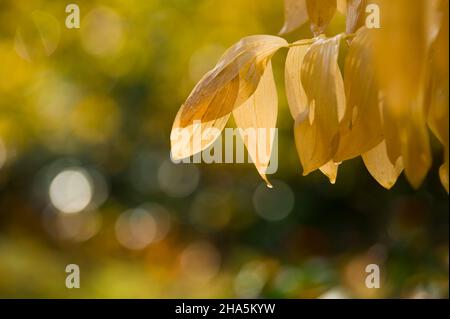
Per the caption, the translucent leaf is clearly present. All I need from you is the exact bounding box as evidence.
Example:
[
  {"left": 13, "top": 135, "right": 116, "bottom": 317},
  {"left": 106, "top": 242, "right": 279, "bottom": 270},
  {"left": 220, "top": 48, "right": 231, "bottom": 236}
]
[
  {"left": 280, "top": 0, "right": 343, "bottom": 35},
  {"left": 286, "top": 41, "right": 341, "bottom": 183},
  {"left": 362, "top": 141, "right": 403, "bottom": 190},
  {"left": 335, "top": 27, "right": 383, "bottom": 162},
  {"left": 294, "top": 35, "right": 345, "bottom": 176},
  {"left": 373, "top": 0, "right": 432, "bottom": 188},
  {"left": 285, "top": 41, "right": 339, "bottom": 184},
  {"left": 345, "top": 0, "right": 367, "bottom": 34},
  {"left": 440, "top": 161, "right": 449, "bottom": 193},
  {"left": 171, "top": 35, "right": 287, "bottom": 160},
  {"left": 285, "top": 43, "right": 310, "bottom": 120},
  {"left": 171, "top": 77, "right": 238, "bottom": 160},
  {"left": 233, "top": 63, "right": 278, "bottom": 187},
  {"left": 280, "top": 0, "right": 309, "bottom": 35},
  {"left": 179, "top": 35, "right": 287, "bottom": 127},
  {"left": 319, "top": 160, "right": 339, "bottom": 184},
  {"left": 337, "top": 0, "right": 347, "bottom": 14},
  {"left": 306, "top": 0, "right": 337, "bottom": 36},
  {"left": 428, "top": 1, "right": 449, "bottom": 192}
]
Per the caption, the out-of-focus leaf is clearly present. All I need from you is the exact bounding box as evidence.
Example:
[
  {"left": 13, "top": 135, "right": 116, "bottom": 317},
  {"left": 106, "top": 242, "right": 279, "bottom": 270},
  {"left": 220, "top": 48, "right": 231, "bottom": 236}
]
[
  {"left": 178, "top": 35, "right": 287, "bottom": 127},
  {"left": 171, "top": 35, "right": 287, "bottom": 160},
  {"left": 428, "top": 0, "right": 449, "bottom": 192},
  {"left": 280, "top": 0, "right": 309, "bottom": 35},
  {"left": 306, "top": 0, "right": 337, "bottom": 36},
  {"left": 294, "top": 35, "right": 345, "bottom": 176},
  {"left": 335, "top": 27, "right": 382, "bottom": 162},
  {"left": 280, "top": 0, "right": 344, "bottom": 35},
  {"left": 362, "top": 141, "right": 403, "bottom": 189},
  {"left": 285, "top": 40, "right": 340, "bottom": 183},
  {"left": 345, "top": 0, "right": 367, "bottom": 34},
  {"left": 373, "top": 0, "right": 432, "bottom": 188},
  {"left": 424, "top": 0, "right": 443, "bottom": 46},
  {"left": 233, "top": 63, "right": 278, "bottom": 187},
  {"left": 337, "top": 0, "right": 347, "bottom": 14}
]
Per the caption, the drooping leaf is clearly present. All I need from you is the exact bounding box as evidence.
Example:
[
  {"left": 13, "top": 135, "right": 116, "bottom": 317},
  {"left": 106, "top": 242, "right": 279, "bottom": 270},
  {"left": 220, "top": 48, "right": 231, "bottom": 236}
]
[
  {"left": 171, "top": 83, "right": 236, "bottom": 160},
  {"left": 294, "top": 35, "right": 345, "bottom": 176},
  {"left": 372, "top": 0, "right": 432, "bottom": 188},
  {"left": 280, "top": 0, "right": 309, "bottom": 35},
  {"left": 362, "top": 141, "right": 403, "bottom": 190},
  {"left": 381, "top": 99, "right": 402, "bottom": 165},
  {"left": 171, "top": 35, "right": 287, "bottom": 160},
  {"left": 335, "top": 27, "right": 383, "bottom": 162},
  {"left": 285, "top": 42, "right": 310, "bottom": 120},
  {"left": 306, "top": 0, "right": 337, "bottom": 36},
  {"left": 345, "top": 0, "right": 367, "bottom": 34},
  {"left": 179, "top": 35, "right": 287, "bottom": 128},
  {"left": 428, "top": 0, "right": 449, "bottom": 192},
  {"left": 233, "top": 63, "right": 278, "bottom": 187},
  {"left": 319, "top": 160, "right": 339, "bottom": 184},
  {"left": 285, "top": 40, "right": 340, "bottom": 183},
  {"left": 337, "top": 0, "right": 348, "bottom": 14},
  {"left": 280, "top": 0, "right": 344, "bottom": 35}
]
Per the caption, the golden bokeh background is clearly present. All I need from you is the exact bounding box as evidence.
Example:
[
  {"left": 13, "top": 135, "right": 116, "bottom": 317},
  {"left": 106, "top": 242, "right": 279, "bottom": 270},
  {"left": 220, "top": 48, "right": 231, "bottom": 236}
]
[{"left": 0, "top": 0, "right": 448, "bottom": 298}]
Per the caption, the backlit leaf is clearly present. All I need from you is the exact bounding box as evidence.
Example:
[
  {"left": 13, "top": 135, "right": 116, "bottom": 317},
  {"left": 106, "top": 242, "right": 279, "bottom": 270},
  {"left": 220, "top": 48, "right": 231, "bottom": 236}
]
[
  {"left": 337, "top": 0, "right": 347, "bottom": 14},
  {"left": 335, "top": 27, "right": 382, "bottom": 162},
  {"left": 280, "top": 0, "right": 309, "bottom": 35},
  {"left": 179, "top": 35, "right": 287, "bottom": 127},
  {"left": 345, "top": 0, "right": 367, "bottom": 34},
  {"left": 319, "top": 160, "right": 339, "bottom": 184},
  {"left": 171, "top": 77, "right": 238, "bottom": 160},
  {"left": 286, "top": 40, "right": 341, "bottom": 183},
  {"left": 294, "top": 35, "right": 345, "bottom": 176},
  {"left": 233, "top": 63, "right": 278, "bottom": 187},
  {"left": 372, "top": 0, "right": 432, "bottom": 188},
  {"left": 362, "top": 141, "right": 403, "bottom": 189},
  {"left": 428, "top": 0, "right": 449, "bottom": 192},
  {"left": 285, "top": 42, "right": 310, "bottom": 120},
  {"left": 306, "top": 0, "right": 337, "bottom": 36},
  {"left": 171, "top": 35, "right": 287, "bottom": 160}
]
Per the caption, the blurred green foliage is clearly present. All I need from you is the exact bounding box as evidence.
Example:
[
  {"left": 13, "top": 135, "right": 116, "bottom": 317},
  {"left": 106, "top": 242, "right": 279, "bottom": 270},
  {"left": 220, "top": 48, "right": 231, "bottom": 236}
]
[{"left": 0, "top": 0, "right": 448, "bottom": 298}]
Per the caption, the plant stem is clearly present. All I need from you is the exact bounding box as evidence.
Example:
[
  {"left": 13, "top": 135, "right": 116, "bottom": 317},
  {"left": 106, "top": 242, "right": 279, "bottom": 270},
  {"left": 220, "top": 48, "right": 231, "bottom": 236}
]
[{"left": 287, "top": 33, "right": 356, "bottom": 48}]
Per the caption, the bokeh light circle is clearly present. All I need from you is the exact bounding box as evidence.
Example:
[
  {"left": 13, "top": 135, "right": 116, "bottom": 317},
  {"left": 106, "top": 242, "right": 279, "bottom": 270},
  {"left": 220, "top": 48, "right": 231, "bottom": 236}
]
[
  {"left": 158, "top": 160, "right": 199, "bottom": 198},
  {"left": 49, "top": 168, "right": 93, "bottom": 214},
  {"left": 115, "top": 208, "right": 158, "bottom": 250},
  {"left": 252, "top": 180, "right": 295, "bottom": 221},
  {"left": 180, "top": 241, "right": 221, "bottom": 283}
]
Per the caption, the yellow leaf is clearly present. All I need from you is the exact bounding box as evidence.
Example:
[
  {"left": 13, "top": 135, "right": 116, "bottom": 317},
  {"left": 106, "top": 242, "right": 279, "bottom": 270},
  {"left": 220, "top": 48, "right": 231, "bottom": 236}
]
[
  {"left": 428, "top": 0, "right": 449, "bottom": 192},
  {"left": 345, "top": 0, "right": 367, "bottom": 34},
  {"left": 179, "top": 35, "right": 287, "bottom": 127},
  {"left": 373, "top": 0, "right": 432, "bottom": 188},
  {"left": 280, "top": 0, "right": 309, "bottom": 35},
  {"left": 171, "top": 35, "right": 287, "bottom": 160},
  {"left": 233, "top": 63, "right": 278, "bottom": 187},
  {"left": 294, "top": 35, "right": 345, "bottom": 176},
  {"left": 319, "top": 160, "right": 339, "bottom": 184},
  {"left": 306, "top": 0, "right": 337, "bottom": 36},
  {"left": 171, "top": 77, "right": 238, "bottom": 160},
  {"left": 285, "top": 42, "right": 310, "bottom": 120},
  {"left": 335, "top": 27, "right": 383, "bottom": 162},
  {"left": 280, "top": 0, "right": 343, "bottom": 35},
  {"left": 440, "top": 161, "right": 449, "bottom": 193},
  {"left": 381, "top": 99, "right": 402, "bottom": 165},
  {"left": 285, "top": 40, "right": 341, "bottom": 183},
  {"left": 362, "top": 141, "right": 403, "bottom": 190},
  {"left": 337, "top": 0, "right": 347, "bottom": 14}
]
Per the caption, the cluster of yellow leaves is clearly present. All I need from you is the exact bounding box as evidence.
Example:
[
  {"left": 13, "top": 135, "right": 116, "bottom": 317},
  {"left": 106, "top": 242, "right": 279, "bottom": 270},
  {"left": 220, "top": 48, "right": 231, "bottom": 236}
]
[{"left": 171, "top": 0, "right": 449, "bottom": 192}]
